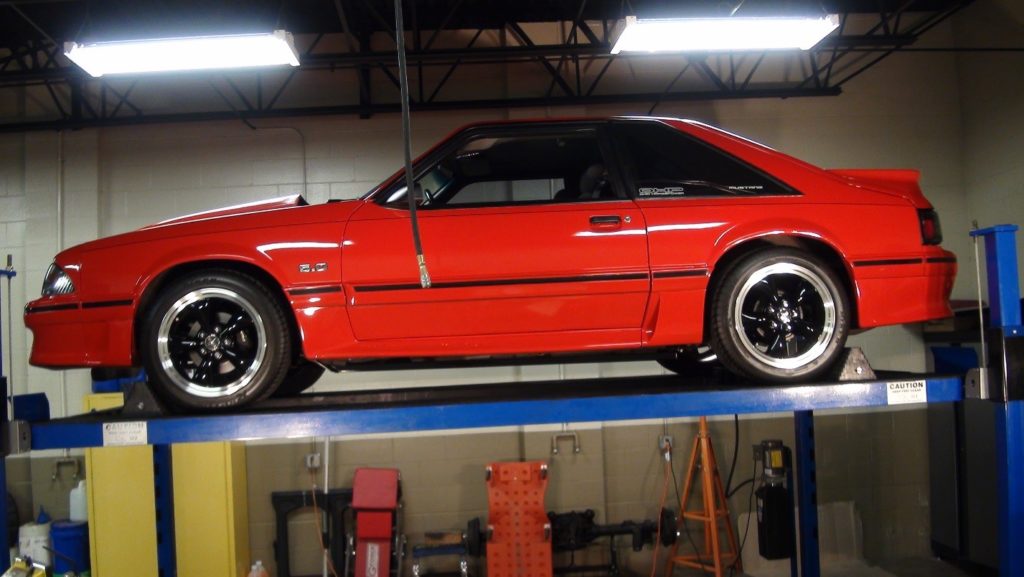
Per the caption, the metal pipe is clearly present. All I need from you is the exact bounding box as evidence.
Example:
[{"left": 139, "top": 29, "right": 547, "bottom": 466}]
[
  {"left": 57, "top": 130, "right": 67, "bottom": 421},
  {"left": 2, "top": 255, "right": 15, "bottom": 412},
  {"left": 973, "top": 223, "right": 987, "bottom": 369},
  {"left": 322, "top": 436, "right": 330, "bottom": 577},
  {"left": 0, "top": 87, "right": 842, "bottom": 134}
]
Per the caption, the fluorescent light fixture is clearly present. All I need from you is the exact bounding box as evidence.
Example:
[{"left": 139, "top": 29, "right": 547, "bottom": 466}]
[
  {"left": 611, "top": 14, "right": 840, "bottom": 53},
  {"left": 64, "top": 30, "right": 300, "bottom": 77}
]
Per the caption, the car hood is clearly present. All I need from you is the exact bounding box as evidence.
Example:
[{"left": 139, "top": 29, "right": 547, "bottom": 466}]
[
  {"left": 55, "top": 196, "right": 361, "bottom": 263},
  {"left": 142, "top": 195, "right": 309, "bottom": 229}
]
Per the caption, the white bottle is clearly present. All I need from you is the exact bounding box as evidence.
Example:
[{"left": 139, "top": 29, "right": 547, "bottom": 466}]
[
  {"left": 70, "top": 480, "right": 88, "bottom": 522},
  {"left": 248, "top": 560, "right": 269, "bottom": 577}
]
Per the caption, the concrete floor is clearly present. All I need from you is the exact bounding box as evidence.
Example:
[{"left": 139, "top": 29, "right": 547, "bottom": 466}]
[
  {"left": 666, "top": 557, "right": 990, "bottom": 577},
  {"left": 878, "top": 558, "right": 991, "bottom": 577}
]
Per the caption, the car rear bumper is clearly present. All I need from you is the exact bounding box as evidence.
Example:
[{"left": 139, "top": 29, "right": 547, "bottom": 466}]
[
  {"left": 853, "top": 249, "right": 957, "bottom": 328},
  {"left": 25, "top": 298, "right": 135, "bottom": 367}
]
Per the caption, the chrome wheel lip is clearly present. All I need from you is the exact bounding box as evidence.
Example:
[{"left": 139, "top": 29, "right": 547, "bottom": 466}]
[
  {"left": 732, "top": 262, "right": 836, "bottom": 371},
  {"left": 156, "top": 287, "right": 267, "bottom": 399}
]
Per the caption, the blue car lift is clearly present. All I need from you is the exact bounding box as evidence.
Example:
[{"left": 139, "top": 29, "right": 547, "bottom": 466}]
[{"left": 0, "top": 227, "right": 1020, "bottom": 576}]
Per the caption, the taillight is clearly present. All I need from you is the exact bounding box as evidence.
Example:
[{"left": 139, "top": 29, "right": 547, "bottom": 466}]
[{"left": 918, "top": 209, "right": 942, "bottom": 245}]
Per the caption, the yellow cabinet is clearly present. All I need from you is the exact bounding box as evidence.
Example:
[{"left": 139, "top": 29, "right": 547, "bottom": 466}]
[
  {"left": 172, "top": 442, "right": 250, "bottom": 577},
  {"left": 84, "top": 394, "right": 249, "bottom": 577},
  {"left": 84, "top": 394, "right": 159, "bottom": 577}
]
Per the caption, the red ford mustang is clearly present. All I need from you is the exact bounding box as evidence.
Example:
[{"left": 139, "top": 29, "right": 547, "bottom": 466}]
[{"left": 26, "top": 117, "right": 956, "bottom": 410}]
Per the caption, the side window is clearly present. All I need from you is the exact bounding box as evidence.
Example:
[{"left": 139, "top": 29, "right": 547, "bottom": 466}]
[
  {"left": 613, "top": 122, "right": 794, "bottom": 198},
  {"left": 381, "top": 129, "right": 625, "bottom": 208}
]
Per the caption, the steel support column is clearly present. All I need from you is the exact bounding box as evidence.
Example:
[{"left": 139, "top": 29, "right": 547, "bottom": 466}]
[
  {"left": 794, "top": 410, "right": 820, "bottom": 577},
  {"left": 153, "top": 444, "right": 176, "bottom": 576},
  {"left": 996, "top": 402, "right": 1024, "bottom": 577},
  {"left": 0, "top": 263, "right": 14, "bottom": 574},
  {"left": 0, "top": 377, "right": 7, "bottom": 574},
  {"left": 972, "top": 224, "right": 1022, "bottom": 328},
  {"left": 971, "top": 224, "right": 1023, "bottom": 576}
]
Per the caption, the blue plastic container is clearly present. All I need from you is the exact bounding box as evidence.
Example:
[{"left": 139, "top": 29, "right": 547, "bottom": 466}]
[{"left": 51, "top": 520, "right": 89, "bottom": 574}]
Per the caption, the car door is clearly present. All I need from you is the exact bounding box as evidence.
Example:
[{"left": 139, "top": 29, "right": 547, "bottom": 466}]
[{"left": 342, "top": 123, "right": 650, "bottom": 343}]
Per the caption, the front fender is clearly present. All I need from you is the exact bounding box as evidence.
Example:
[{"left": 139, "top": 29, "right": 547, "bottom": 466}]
[{"left": 78, "top": 222, "right": 348, "bottom": 363}]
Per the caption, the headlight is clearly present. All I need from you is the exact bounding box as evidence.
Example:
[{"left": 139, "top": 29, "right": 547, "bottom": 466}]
[{"left": 41, "top": 263, "right": 75, "bottom": 296}]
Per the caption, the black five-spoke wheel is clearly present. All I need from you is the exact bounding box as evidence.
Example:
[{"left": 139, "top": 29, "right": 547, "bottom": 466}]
[
  {"left": 710, "top": 248, "right": 849, "bottom": 382},
  {"left": 141, "top": 271, "right": 292, "bottom": 411},
  {"left": 158, "top": 288, "right": 265, "bottom": 396}
]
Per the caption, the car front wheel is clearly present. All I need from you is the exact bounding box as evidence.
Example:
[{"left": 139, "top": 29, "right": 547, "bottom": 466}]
[
  {"left": 140, "top": 271, "right": 292, "bottom": 411},
  {"left": 710, "top": 248, "right": 849, "bottom": 382}
]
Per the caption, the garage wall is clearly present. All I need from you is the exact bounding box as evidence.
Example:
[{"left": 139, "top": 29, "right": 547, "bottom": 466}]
[
  {"left": 0, "top": 14, "right": 987, "bottom": 573},
  {"left": 955, "top": 0, "right": 1024, "bottom": 293}
]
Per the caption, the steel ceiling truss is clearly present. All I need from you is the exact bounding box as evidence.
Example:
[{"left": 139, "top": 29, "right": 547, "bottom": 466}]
[{"left": 0, "top": 0, "right": 972, "bottom": 132}]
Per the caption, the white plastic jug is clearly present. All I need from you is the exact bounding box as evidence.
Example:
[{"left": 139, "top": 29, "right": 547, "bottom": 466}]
[
  {"left": 247, "top": 560, "right": 269, "bottom": 577},
  {"left": 70, "top": 480, "right": 88, "bottom": 522},
  {"left": 18, "top": 520, "right": 51, "bottom": 566}
]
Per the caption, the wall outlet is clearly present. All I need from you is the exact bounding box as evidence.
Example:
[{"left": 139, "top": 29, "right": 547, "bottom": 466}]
[
  {"left": 305, "top": 452, "right": 321, "bottom": 471},
  {"left": 659, "top": 435, "right": 674, "bottom": 452}
]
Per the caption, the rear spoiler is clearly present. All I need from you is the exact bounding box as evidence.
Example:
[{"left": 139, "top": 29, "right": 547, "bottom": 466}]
[{"left": 826, "top": 169, "right": 930, "bottom": 207}]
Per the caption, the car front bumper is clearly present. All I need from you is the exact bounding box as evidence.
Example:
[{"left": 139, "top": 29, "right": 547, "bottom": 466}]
[{"left": 25, "top": 297, "right": 135, "bottom": 368}]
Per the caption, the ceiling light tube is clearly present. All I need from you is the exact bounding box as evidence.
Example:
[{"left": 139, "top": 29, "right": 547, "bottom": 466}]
[
  {"left": 611, "top": 15, "right": 840, "bottom": 53},
  {"left": 64, "top": 30, "right": 301, "bottom": 77}
]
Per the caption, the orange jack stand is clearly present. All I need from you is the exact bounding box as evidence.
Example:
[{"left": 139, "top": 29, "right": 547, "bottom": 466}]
[
  {"left": 665, "top": 417, "right": 742, "bottom": 577},
  {"left": 485, "top": 461, "right": 552, "bottom": 577}
]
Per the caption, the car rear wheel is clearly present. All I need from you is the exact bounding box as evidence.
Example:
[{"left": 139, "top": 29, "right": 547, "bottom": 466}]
[
  {"left": 710, "top": 248, "right": 849, "bottom": 382},
  {"left": 140, "top": 271, "right": 291, "bottom": 411}
]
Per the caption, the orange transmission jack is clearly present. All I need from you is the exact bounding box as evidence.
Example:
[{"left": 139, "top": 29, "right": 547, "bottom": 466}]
[
  {"left": 353, "top": 467, "right": 402, "bottom": 577},
  {"left": 666, "top": 417, "right": 742, "bottom": 577},
  {"left": 485, "top": 461, "right": 553, "bottom": 577}
]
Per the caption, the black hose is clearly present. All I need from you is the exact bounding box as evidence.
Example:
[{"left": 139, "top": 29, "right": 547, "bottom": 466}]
[
  {"left": 726, "top": 476, "right": 755, "bottom": 499},
  {"left": 725, "top": 414, "right": 739, "bottom": 496},
  {"left": 393, "top": 0, "right": 431, "bottom": 288}
]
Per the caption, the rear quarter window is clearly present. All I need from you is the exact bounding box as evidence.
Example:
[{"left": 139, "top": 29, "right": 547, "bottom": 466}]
[{"left": 612, "top": 121, "right": 797, "bottom": 198}]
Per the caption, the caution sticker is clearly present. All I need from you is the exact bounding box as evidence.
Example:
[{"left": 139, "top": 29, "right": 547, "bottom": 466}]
[
  {"left": 102, "top": 421, "right": 148, "bottom": 446},
  {"left": 886, "top": 380, "right": 927, "bottom": 405}
]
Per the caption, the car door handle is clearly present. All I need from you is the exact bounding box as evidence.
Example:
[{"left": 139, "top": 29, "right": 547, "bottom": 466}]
[{"left": 589, "top": 215, "right": 621, "bottom": 226}]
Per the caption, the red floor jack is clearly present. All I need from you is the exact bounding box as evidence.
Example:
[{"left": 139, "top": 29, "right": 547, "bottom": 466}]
[{"left": 352, "top": 468, "right": 404, "bottom": 577}]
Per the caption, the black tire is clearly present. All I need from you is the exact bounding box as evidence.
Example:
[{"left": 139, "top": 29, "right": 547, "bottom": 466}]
[
  {"left": 657, "top": 346, "right": 721, "bottom": 377},
  {"left": 274, "top": 360, "right": 326, "bottom": 397},
  {"left": 709, "top": 248, "right": 849, "bottom": 382},
  {"left": 139, "top": 270, "right": 292, "bottom": 411}
]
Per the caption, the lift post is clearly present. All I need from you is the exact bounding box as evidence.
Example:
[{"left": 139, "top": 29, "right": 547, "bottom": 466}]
[
  {"left": 969, "top": 224, "right": 1023, "bottom": 577},
  {"left": 0, "top": 260, "right": 15, "bottom": 573}
]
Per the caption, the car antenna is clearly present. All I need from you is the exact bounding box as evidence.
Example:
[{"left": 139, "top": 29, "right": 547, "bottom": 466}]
[{"left": 394, "top": 0, "right": 431, "bottom": 288}]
